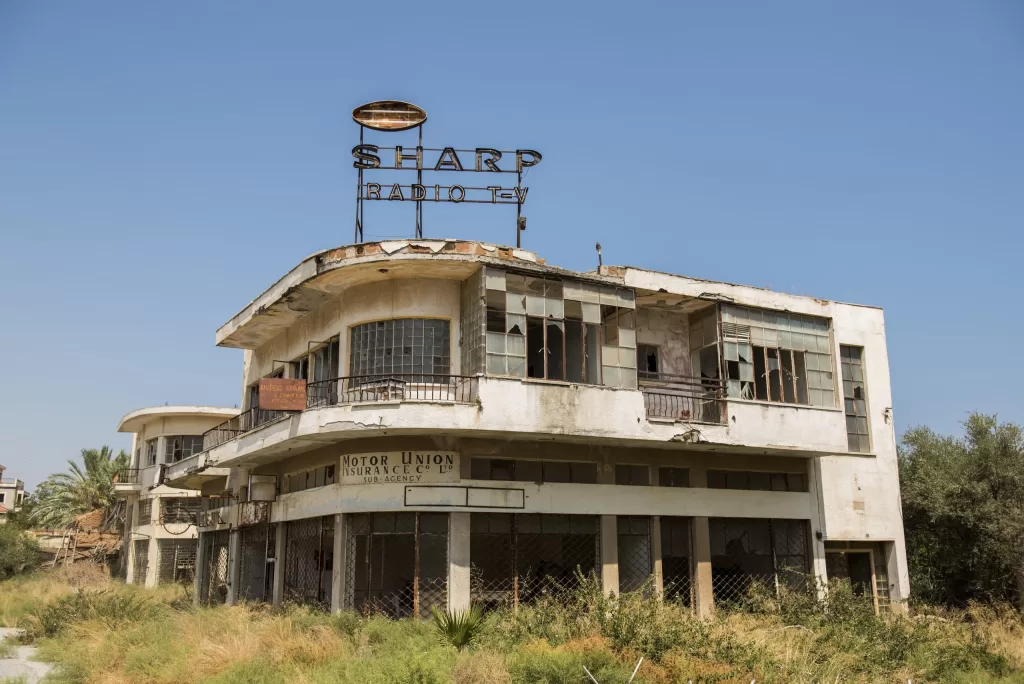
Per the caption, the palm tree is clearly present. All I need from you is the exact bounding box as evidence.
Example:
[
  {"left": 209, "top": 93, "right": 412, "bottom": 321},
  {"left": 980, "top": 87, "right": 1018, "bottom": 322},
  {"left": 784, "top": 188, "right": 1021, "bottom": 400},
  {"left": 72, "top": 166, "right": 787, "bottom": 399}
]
[{"left": 28, "top": 446, "right": 130, "bottom": 530}]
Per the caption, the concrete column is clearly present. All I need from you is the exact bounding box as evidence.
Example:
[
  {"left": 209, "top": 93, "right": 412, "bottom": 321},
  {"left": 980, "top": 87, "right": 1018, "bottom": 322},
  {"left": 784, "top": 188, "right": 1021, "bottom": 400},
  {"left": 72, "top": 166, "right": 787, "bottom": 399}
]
[
  {"left": 693, "top": 516, "right": 714, "bottom": 619},
  {"left": 145, "top": 536, "right": 160, "bottom": 588},
  {"left": 272, "top": 523, "right": 286, "bottom": 606},
  {"left": 600, "top": 515, "right": 619, "bottom": 596},
  {"left": 448, "top": 512, "right": 471, "bottom": 612},
  {"left": 193, "top": 532, "right": 206, "bottom": 606},
  {"left": 125, "top": 498, "right": 139, "bottom": 585},
  {"left": 331, "top": 515, "right": 347, "bottom": 613},
  {"left": 806, "top": 458, "right": 829, "bottom": 598},
  {"left": 225, "top": 530, "right": 242, "bottom": 605},
  {"left": 651, "top": 515, "right": 664, "bottom": 596}
]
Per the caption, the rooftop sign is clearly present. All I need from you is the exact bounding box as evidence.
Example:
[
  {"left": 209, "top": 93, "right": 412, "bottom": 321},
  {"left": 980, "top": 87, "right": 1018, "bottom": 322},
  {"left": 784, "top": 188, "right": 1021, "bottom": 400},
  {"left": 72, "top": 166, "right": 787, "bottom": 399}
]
[{"left": 351, "top": 100, "right": 541, "bottom": 247}]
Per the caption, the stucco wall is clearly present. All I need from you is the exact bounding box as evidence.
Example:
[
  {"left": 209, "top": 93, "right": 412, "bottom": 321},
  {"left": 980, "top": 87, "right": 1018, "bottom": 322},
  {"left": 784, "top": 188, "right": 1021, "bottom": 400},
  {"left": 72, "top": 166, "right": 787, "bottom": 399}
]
[
  {"left": 636, "top": 308, "right": 691, "bottom": 376},
  {"left": 244, "top": 277, "right": 463, "bottom": 396}
]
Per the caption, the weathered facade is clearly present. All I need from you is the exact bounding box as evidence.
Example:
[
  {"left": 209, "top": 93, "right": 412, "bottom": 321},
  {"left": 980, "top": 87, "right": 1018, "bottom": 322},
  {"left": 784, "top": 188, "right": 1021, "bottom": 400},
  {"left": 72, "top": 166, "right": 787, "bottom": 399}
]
[
  {"left": 158, "top": 239, "right": 908, "bottom": 615},
  {"left": 115, "top": 406, "right": 240, "bottom": 587}
]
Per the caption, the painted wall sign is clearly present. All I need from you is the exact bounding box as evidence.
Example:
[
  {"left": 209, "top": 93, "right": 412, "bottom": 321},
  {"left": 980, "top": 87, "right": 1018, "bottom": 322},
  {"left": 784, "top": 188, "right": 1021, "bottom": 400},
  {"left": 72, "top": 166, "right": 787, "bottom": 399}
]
[
  {"left": 341, "top": 451, "right": 459, "bottom": 485},
  {"left": 258, "top": 378, "right": 307, "bottom": 411},
  {"left": 351, "top": 100, "right": 541, "bottom": 246}
]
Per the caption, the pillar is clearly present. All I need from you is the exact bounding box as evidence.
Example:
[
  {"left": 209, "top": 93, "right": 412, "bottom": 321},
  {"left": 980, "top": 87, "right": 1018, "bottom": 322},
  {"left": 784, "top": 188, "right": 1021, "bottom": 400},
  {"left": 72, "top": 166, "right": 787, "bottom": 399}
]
[
  {"left": 600, "top": 515, "right": 619, "bottom": 596},
  {"left": 448, "top": 512, "right": 471, "bottom": 613},
  {"left": 806, "top": 457, "right": 829, "bottom": 599},
  {"left": 125, "top": 498, "right": 139, "bottom": 585},
  {"left": 331, "top": 515, "right": 347, "bottom": 613},
  {"left": 693, "top": 516, "right": 714, "bottom": 619},
  {"left": 651, "top": 515, "right": 664, "bottom": 596},
  {"left": 272, "top": 523, "right": 286, "bottom": 606},
  {"left": 193, "top": 532, "right": 206, "bottom": 606},
  {"left": 145, "top": 536, "right": 160, "bottom": 588},
  {"left": 225, "top": 530, "right": 242, "bottom": 605}
]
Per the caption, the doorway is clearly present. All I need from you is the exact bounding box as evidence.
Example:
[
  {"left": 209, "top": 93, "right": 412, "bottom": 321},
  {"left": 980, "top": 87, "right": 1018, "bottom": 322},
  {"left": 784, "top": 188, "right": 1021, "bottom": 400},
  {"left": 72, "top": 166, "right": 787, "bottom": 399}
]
[{"left": 826, "top": 550, "right": 878, "bottom": 611}]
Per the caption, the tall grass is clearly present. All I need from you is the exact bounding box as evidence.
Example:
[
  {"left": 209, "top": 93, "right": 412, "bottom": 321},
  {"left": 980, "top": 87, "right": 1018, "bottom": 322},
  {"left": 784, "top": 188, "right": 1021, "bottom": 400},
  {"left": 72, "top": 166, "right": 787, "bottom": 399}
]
[{"left": 2, "top": 569, "right": 1022, "bottom": 683}]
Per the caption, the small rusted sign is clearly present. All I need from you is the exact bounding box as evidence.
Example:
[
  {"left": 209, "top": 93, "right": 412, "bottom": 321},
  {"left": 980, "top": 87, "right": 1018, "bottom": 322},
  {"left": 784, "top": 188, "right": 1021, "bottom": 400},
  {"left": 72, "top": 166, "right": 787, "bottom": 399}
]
[{"left": 258, "top": 378, "right": 307, "bottom": 411}]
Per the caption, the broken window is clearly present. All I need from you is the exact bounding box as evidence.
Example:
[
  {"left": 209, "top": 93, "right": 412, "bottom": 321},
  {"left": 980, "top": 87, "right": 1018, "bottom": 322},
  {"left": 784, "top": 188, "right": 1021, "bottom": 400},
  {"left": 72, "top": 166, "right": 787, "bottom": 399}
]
[
  {"left": 481, "top": 268, "right": 633, "bottom": 387},
  {"left": 709, "top": 518, "right": 809, "bottom": 604},
  {"left": 636, "top": 344, "right": 660, "bottom": 377},
  {"left": 145, "top": 438, "right": 158, "bottom": 467},
  {"left": 283, "top": 464, "right": 336, "bottom": 493},
  {"left": 291, "top": 355, "right": 309, "bottom": 380},
  {"left": 163, "top": 435, "right": 204, "bottom": 464},
  {"left": 721, "top": 305, "right": 834, "bottom": 407},
  {"left": 841, "top": 345, "right": 870, "bottom": 452},
  {"left": 689, "top": 306, "right": 721, "bottom": 386},
  {"left": 617, "top": 516, "right": 653, "bottom": 592}
]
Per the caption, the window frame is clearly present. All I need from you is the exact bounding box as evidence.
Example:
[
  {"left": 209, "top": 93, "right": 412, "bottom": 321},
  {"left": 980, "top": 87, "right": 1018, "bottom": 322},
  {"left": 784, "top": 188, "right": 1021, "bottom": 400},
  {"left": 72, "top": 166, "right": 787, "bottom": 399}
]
[
  {"left": 163, "top": 435, "right": 205, "bottom": 464},
  {"left": 348, "top": 318, "right": 450, "bottom": 380},
  {"left": 840, "top": 345, "right": 871, "bottom": 453}
]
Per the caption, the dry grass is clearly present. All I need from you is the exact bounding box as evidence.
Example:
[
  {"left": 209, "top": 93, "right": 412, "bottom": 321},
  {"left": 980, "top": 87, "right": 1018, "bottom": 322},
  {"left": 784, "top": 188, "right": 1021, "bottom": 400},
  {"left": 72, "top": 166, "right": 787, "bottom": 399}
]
[{"left": 2, "top": 571, "right": 1023, "bottom": 684}]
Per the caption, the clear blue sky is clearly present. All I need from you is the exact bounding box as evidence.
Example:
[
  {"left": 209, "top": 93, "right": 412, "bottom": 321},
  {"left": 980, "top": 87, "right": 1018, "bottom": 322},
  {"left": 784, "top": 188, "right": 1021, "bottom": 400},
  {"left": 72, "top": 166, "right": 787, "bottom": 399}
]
[{"left": 1, "top": 2, "right": 1021, "bottom": 489}]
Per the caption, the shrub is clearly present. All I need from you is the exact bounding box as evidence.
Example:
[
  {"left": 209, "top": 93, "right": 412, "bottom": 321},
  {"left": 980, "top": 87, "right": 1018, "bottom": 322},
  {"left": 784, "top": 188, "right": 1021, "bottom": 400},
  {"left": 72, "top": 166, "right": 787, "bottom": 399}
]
[
  {"left": 0, "top": 526, "right": 41, "bottom": 580},
  {"left": 432, "top": 605, "right": 484, "bottom": 650},
  {"left": 29, "top": 589, "right": 161, "bottom": 638}
]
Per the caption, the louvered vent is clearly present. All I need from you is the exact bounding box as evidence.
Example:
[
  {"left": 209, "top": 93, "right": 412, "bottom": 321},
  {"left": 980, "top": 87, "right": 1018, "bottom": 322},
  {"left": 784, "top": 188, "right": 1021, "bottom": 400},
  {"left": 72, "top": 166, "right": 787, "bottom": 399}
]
[{"left": 721, "top": 322, "right": 751, "bottom": 341}]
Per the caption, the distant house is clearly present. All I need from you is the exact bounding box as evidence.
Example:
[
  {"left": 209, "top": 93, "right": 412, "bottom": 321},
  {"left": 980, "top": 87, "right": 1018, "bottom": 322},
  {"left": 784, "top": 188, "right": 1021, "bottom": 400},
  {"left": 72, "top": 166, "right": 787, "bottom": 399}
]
[{"left": 0, "top": 464, "right": 27, "bottom": 524}]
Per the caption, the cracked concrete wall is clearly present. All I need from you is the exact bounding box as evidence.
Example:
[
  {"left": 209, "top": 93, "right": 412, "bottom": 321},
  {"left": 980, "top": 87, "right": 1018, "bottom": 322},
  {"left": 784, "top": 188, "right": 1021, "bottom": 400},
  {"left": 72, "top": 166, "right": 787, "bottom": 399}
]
[{"left": 636, "top": 307, "right": 692, "bottom": 376}]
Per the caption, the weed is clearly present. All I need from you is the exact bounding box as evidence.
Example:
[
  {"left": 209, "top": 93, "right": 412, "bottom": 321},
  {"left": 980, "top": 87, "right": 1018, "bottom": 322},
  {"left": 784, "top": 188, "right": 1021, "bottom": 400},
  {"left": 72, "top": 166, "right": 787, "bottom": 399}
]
[{"left": 431, "top": 605, "right": 484, "bottom": 650}]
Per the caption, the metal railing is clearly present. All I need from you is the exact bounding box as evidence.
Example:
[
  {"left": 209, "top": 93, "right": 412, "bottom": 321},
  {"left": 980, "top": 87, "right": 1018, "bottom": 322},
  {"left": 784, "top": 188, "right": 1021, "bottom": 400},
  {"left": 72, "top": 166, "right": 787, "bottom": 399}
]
[
  {"left": 114, "top": 468, "right": 140, "bottom": 485},
  {"left": 307, "top": 373, "right": 478, "bottom": 409},
  {"left": 203, "top": 406, "right": 294, "bottom": 451},
  {"left": 238, "top": 501, "right": 272, "bottom": 527},
  {"left": 639, "top": 373, "right": 726, "bottom": 424}
]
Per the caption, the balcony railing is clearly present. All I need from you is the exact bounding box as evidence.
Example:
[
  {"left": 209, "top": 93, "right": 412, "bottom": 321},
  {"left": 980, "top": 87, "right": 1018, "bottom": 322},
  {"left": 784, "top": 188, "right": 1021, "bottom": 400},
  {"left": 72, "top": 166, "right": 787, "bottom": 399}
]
[
  {"left": 203, "top": 406, "right": 294, "bottom": 451},
  {"left": 639, "top": 372, "right": 726, "bottom": 424},
  {"left": 113, "top": 468, "right": 140, "bottom": 485},
  {"left": 238, "top": 501, "right": 272, "bottom": 527},
  {"left": 307, "top": 374, "right": 478, "bottom": 409}
]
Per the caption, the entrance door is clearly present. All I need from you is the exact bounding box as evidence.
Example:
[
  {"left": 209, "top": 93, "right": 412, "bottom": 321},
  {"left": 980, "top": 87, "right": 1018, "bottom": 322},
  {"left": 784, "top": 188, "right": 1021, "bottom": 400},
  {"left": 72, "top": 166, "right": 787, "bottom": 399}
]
[{"left": 826, "top": 550, "right": 877, "bottom": 611}]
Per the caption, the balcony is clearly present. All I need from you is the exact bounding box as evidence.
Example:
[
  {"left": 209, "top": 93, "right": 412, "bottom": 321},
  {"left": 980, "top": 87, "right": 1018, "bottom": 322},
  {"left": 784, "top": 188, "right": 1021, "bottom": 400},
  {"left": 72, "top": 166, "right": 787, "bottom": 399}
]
[
  {"left": 200, "top": 374, "right": 479, "bottom": 452},
  {"left": 112, "top": 468, "right": 141, "bottom": 495},
  {"left": 639, "top": 373, "right": 726, "bottom": 425}
]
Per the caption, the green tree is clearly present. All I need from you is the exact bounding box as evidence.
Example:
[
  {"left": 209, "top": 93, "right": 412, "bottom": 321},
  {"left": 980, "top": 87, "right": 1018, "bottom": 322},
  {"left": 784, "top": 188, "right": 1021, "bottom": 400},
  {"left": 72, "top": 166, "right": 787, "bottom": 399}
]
[
  {"left": 0, "top": 523, "right": 42, "bottom": 579},
  {"left": 27, "top": 446, "right": 131, "bottom": 531},
  {"left": 899, "top": 413, "right": 1024, "bottom": 608}
]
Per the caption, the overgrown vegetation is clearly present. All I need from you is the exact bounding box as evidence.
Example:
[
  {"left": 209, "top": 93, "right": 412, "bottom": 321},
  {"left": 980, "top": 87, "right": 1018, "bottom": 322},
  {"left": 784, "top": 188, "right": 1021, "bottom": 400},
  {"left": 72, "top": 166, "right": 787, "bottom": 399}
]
[
  {"left": 0, "top": 525, "right": 41, "bottom": 581},
  {"left": 900, "top": 413, "right": 1024, "bottom": 608},
  {"left": 26, "top": 446, "right": 129, "bottom": 530},
  {"left": 2, "top": 567, "right": 1022, "bottom": 683}
]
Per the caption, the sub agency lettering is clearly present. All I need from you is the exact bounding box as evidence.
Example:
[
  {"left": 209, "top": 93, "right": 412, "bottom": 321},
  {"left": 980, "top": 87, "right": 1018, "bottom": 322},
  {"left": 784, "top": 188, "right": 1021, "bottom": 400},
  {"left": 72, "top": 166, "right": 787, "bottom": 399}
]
[{"left": 341, "top": 452, "right": 457, "bottom": 485}]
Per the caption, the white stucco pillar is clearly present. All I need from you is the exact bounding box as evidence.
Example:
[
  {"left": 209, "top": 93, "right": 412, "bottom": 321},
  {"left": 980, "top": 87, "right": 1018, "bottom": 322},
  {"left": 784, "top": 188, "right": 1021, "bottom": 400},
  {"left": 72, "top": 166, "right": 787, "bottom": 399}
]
[
  {"left": 692, "top": 516, "right": 714, "bottom": 619},
  {"left": 651, "top": 515, "right": 664, "bottom": 596},
  {"left": 145, "top": 536, "right": 159, "bottom": 588},
  {"left": 600, "top": 515, "right": 619, "bottom": 596},
  {"left": 225, "top": 530, "right": 242, "bottom": 605},
  {"left": 331, "top": 514, "right": 347, "bottom": 613},
  {"left": 806, "top": 458, "right": 829, "bottom": 598},
  {"left": 448, "top": 512, "right": 471, "bottom": 613},
  {"left": 193, "top": 532, "right": 206, "bottom": 606},
  {"left": 272, "top": 523, "right": 286, "bottom": 606}
]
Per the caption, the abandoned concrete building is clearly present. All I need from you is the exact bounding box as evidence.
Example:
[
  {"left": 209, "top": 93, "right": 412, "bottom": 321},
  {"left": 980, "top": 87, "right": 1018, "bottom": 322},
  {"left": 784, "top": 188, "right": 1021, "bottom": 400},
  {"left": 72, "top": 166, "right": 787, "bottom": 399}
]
[
  {"left": 155, "top": 238, "right": 908, "bottom": 616},
  {"left": 115, "top": 406, "right": 240, "bottom": 587}
]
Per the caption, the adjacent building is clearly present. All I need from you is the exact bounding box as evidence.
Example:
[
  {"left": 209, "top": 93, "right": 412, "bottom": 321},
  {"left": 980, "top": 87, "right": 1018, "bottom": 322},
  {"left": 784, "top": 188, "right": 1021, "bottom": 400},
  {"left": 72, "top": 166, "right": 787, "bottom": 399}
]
[
  {"left": 0, "top": 465, "right": 26, "bottom": 523},
  {"left": 158, "top": 238, "right": 908, "bottom": 615},
  {"left": 115, "top": 406, "right": 239, "bottom": 587}
]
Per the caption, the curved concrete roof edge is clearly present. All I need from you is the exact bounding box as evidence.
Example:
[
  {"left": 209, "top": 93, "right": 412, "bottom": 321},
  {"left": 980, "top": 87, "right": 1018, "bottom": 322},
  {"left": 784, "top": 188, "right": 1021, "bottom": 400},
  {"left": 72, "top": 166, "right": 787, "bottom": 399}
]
[{"left": 117, "top": 405, "right": 241, "bottom": 433}]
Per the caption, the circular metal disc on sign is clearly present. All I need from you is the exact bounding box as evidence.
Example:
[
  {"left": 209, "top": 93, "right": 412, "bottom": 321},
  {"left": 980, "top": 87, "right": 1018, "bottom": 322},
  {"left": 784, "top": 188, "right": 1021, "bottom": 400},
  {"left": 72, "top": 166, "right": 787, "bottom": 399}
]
[{"left": 352, "top": 101, "right": 427, "bottom": 131}]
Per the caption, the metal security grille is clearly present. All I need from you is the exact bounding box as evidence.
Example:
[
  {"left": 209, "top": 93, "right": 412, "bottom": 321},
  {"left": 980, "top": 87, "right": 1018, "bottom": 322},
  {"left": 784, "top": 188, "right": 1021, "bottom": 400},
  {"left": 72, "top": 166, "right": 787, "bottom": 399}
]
[
  {"left": 470, "top": 513, "right": 599, "bottom": 610},
  {"left": 284, "top": 516, "right": 333, "bottom": 609},
  {"left": 710, "top": 518, "right": 810, "bottom": 608},
  {"left": 131, "top": 540, "right": 149, "bottom": 584},
  {"left": 138, "top": 499, "right": 154, "bottom": 525},
  {"left": 156, "top": 539, "right": 197, "bottom": 585},
  {"left": 238, "top": 526, "right": 274, "bottom": 603},
  {"left": 201, "top": 531, "right": 230, "bottom": 605},
  {"left": 346, "top": 512, "right": 449, "bottom": 618},
  {"left": 161, "top": 498, "right": 202, "bottom": 524},
  {"left": 660, "top": 517, "right": 692, "bottom": 605},
  {"left": 617, "top": 516, "right": 653, "bottom": 593}
]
